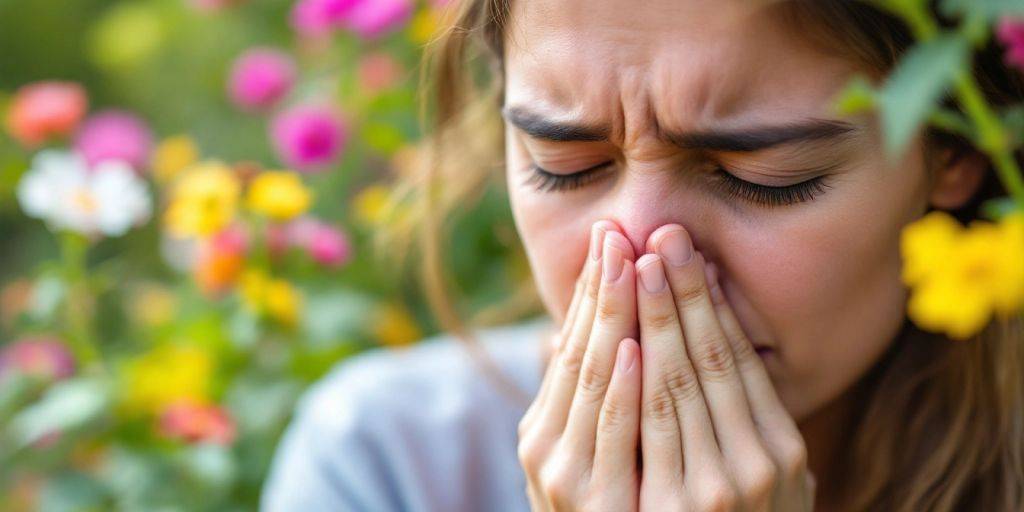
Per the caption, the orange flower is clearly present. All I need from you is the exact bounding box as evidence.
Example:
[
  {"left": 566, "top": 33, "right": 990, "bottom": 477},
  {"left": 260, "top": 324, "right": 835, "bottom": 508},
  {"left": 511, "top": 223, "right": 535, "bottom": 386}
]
[
  {"left": 158, "top": 401, "right": 236, "bottom": 445},
  {"left": 5, "top": 82, "right": 88, "bottom": 147}
]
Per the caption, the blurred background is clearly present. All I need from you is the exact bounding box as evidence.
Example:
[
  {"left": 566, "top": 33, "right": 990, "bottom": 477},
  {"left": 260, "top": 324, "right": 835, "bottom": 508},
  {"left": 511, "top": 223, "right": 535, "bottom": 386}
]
[{"left": 0, "top": 0, "right": 528, "bottom": 509}]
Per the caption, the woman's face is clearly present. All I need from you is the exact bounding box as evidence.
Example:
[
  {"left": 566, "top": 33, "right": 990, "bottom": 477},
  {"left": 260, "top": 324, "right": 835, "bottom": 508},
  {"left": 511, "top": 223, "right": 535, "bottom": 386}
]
[{"left": 503, "top": 0, "right": 934, "bottom": 422}]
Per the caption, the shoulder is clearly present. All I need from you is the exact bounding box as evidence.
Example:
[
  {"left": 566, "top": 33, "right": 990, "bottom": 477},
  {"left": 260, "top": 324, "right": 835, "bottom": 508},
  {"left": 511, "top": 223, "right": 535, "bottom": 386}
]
[{"left": 261, "top": 316, "right": 553, "bottom": 512}]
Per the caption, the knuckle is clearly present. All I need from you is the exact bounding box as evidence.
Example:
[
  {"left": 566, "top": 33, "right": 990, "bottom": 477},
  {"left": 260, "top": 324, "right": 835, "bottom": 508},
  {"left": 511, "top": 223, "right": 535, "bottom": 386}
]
[
  {"left": 539, "top": 459, "right": 578, "bottom": 505},
  {"left": 672, "top": 279, "right": 707, "bottom": 308},
  {"left": 643, "top": 385, "right": 679, "bottom": 423},
  {"left": 662, "top": 363, "right": 703, "bottom": 403},
  {"left": 559, "top": 343, "right": 586, "bottom": 377},
  {"left": 596, "top": 298, "right": 619, "bottom": 323},
  {"left": 728, "top": 334, "right": 758, "bottom": 362},
  {"left": 644, "top": 309, "right": 678, "bottom": 332},
  {"left": 778, "top": 437, "right": 810, "bottom": 481},
  {"left": 693, "top": 480, "right": 739, "bottom": 512},
  {"left": 736, "top": 456, "right": 778, "bottom": 507},
  {"left": 598, "top": 393, "right": 631, "bottom": 433},
  {"left": 691, "top": 338, "right": 736, "bottom": 380},
  {"left": 577, "top": 357, "right": 611, "bottom": 399},
  {"left": 517, "top": 435, "right": 545, "bottom": 476},
  {"left": 586, "top": 281, "right": 601, "bottom": 302}
]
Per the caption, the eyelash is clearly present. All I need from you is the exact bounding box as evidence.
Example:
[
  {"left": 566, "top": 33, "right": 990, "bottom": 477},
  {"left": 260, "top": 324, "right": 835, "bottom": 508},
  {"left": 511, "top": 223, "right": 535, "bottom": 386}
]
[{"left": 525, "top": 163, "right": 832, "bottom": 206}]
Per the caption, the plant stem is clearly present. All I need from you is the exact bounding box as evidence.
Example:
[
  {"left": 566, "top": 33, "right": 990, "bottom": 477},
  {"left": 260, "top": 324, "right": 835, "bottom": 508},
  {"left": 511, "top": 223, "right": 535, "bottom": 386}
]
[
  {"left": 60, "top": 233, "right": 102, "bottom": 371},
  {"left": 953, "top": 72, "right": 1024, "bottom": 211}
]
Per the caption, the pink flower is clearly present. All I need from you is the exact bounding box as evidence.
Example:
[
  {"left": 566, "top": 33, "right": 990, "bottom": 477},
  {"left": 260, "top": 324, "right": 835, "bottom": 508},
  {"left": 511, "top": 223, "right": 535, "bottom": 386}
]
[
  {"left": 290, "top": 0, "right": 361, "bottom": 37},
  {"left": 358, "top": 52, "right": 402, "bottom": 93},
  {"left": 346, "top": 0, "right": 413, "bottom": 39},
  {"left": 228, "top": 48, "right": 296, "bottom": 111},
  {"left": 998, "top": 18, "right": 1024, "bottom": 72},
  {"left": 158, "top": 401, "right": 237, "bottom": 445},
  {"left": 270, "top": 104, "right": 347, "bottom": 172},
  {"left": 73, "top": 110, "right": 154, "bottom": 171},
  {"left": 0, "top": 337, "right": 75, "bottom": 381},
  {"left": 4, "top": 81, "right": 88, "bottom": 148},
  {"left": 287, "top": 217, "right": 351, "bottom": 267}
]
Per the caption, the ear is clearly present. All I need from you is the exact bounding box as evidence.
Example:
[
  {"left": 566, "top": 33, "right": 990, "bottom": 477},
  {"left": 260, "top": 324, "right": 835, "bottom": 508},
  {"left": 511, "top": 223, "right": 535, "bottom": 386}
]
[{"left": 927, "top": 148, "right": 988, "bottom": 210}]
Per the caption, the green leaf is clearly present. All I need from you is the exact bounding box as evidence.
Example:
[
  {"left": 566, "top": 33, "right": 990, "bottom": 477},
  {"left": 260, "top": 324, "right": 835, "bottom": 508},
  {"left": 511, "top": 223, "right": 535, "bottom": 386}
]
[
  {"left": 941, "top": 0, "right": 1024, "bottom": 19},
  {"left": 833, "top": 75, "right": 877, "bottom": 116},
  {"left": 1004, "top": 105, "right": 1024, "bottom": 145},
  {"left": 878, "top": 35, "right": 970, "bottom": 159},
  {"left": 980, "top": 196, "right": 1019, "bottom": 220}
]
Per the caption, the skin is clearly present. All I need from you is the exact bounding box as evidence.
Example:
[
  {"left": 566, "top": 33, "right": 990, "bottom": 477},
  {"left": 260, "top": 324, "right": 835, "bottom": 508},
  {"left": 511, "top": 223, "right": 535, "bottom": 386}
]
[{"left": 503, "top": 0, "right": 986, "bottom": 509}]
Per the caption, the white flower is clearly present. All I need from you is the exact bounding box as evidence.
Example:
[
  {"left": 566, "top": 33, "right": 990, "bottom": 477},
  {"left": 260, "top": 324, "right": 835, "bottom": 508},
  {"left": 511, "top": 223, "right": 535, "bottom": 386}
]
[{"left": 16, "top": 150, "right": 152, "bottom": 237}]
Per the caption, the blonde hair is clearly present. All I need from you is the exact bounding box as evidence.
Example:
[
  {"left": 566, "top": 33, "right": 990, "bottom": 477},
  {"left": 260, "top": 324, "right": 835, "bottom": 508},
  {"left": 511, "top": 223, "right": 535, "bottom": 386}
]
[{"left": 386, "top": 0, "right": 1024, "bottom": 509}]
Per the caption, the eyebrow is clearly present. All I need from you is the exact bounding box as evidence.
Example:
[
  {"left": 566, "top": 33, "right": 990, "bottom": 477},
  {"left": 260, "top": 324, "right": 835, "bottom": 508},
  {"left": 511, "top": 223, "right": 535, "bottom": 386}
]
[{"left": 501, "top": 105, "right": 858, "bottom": 152}]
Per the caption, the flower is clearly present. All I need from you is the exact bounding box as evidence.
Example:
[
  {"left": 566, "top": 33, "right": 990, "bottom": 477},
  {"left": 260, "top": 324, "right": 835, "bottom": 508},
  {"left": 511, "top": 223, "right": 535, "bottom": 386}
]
[
  {"left": 194, "top": 226, "right": 247, "bottom": 296},
  {"left": 287, "top": 217, "right": 352, "bottom": 267},
  {"left": 997, "top": 18, "right": 1024, "bottom": 72},
  {"left": 4, "top": 81, "right": 88, "bottom": 147},
  {"left": 246, "top": 171, "right": 313, "bottom": 220},
  {"left": 89, "top": 3, "right": 164, "bottom": 69},
  {"left": 152, "top": 135, "right": 199, "bottom": 183},
  {"left": 240, "top": 269, "right": 302, "bottom": 326},
  {"left": 352, "top": 184, "right": 392, "bottom": 225},
  {"left": 357, "top": 52, "right": 402, "bottom": 93},
  {"left": 270, "top": 104, "right": 347, "bottom": 172},
  {"left": 17, "top": 150, "right": 152, "bottom": 237},
  {"left": 73, "top": 110, "right": 154, "bottom": 171},
  {"left": 164, "top": 162, "right": 241, "bottom": 238},
  {"left": 121, "top": 344, "right": 213, "bottom": 415},
  {"left": 372, "top": 302, "right": 420, "bottom": 347},
  {"left": 407, "top": 6, "right": 441, "bottom": 44},
  {"left": 346, "top": 0, "right": 413, "bottom": 39},
  {"left": 127, "top": 283, "right": 179, "bottom": 328},
  {"left": 0, "top": 337, "right": 75, "bottom": 381},
  {"left": 901, "top": 211, "right": 1024, "bottom": 340},
  {"left": 227, "top": 48, "right": 296, "bottom": 111},
  {"left": 290, "top": 0, "right": 360, "bottom": 37},
  {"left": 158, "top": 401, "right": 236, "bottom": 445}
]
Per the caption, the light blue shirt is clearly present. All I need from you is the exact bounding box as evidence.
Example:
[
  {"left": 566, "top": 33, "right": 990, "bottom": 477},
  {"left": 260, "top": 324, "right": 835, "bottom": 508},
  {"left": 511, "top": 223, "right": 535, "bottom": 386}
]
[{"left": 261, "top": 317, "right": 554, "bottom": 511}]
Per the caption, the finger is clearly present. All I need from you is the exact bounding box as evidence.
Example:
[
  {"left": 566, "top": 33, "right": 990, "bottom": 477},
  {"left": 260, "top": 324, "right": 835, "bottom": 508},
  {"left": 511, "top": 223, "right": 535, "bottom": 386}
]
[
  {"left": 651, "top": 226, "right": 772, "bottom": 500},
  {"left": 706, "top": 262, "right": 808, "bottom": 505},
  {"left": 634, "top": 253, "right": 718, "bottom": 493},
  {"left": 524, "top": 255, "right": 593, "bottom": 427},
  {"left": 592, "top": 338, "right": 641, "bottom": 492},
  {"left": 562, "top": 230, "right": 637, "bottom": 460},
  {"left": 535, "top": 221, "right": 615, "bottom": 436}
]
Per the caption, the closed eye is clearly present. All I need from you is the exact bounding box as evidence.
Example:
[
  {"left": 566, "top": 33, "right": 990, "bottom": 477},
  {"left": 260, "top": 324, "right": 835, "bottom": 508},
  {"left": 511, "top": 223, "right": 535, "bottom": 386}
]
[{"left": 523, "top": 162, "right": 614, "bottom": 192}]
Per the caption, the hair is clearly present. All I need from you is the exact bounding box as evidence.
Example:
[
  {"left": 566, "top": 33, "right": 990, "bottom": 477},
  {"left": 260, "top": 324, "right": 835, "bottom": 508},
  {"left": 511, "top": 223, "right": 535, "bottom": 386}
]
[{"left": 384, "top": 0, "right": 1024, "bottom": 510}]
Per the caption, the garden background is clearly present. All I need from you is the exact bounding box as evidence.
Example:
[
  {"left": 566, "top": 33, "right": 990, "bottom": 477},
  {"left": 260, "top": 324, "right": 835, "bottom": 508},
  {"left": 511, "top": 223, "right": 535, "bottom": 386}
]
[{"left": 0, "top": 0, "right": 526, "bottom": 510}]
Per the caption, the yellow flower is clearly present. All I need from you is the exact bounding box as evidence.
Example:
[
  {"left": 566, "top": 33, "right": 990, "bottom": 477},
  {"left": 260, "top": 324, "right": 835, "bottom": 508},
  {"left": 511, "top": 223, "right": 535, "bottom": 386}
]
[
  {"left": 127, "top": 283, "right": 178, "bottom": 327},
  {"left": 121, "top": 344, "right": 212, "bottom": 415},
  {"left": 246, "top": 171, "right": 312, "bottom": 221},
  {"left": 353, "top": 184, "right": 391, "bottom": 226},
  {"left": 152, "top": 135, "right": 198, "bottom": 183},
  {"left": 372, "top": 303, "right": 421, "bottom": 347},
  {"left": 901, "top": 211, "right": 1024, "bottom": 340},
  {"left": 164, "top": 162, "right": 240, "bottom": 238},
  {"left": 240, "top": 269, "right": 302, "bottom": 326},
  {"left": 408, "top": 8, "right": 441, "bottom": 45}
]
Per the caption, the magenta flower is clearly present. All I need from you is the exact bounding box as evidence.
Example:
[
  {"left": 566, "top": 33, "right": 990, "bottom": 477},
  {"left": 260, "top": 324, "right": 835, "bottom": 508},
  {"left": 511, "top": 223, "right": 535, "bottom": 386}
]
[
  {"left": 73, "top": 110, "right": 154, "bottom": 171},
  {"left": 287, "top": 217, "right": 351, "bottom": 267},
  {"left": 346, "top": 0, "right": 413, "bottom": 39},
  {"left": 997, "top": 18, "right": 1024, "bottom": 72},
  {"left": 270, "top": 104, "right": 347, "bottom": 172},
  {"left": 0, "top": 337, "right": 75, "bottom": 381},
  {"left": 228, "top": 48, "right": 296, "bottom": 111},
  {"left": 290, "top": 0, "right": 361, "bottom": 37}
]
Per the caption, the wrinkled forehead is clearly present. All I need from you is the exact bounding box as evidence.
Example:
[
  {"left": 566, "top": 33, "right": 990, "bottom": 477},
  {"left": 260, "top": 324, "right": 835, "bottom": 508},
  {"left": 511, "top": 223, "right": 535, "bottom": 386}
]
[{"left": 503, "top": 0, "right": 861, "bottom": 142}]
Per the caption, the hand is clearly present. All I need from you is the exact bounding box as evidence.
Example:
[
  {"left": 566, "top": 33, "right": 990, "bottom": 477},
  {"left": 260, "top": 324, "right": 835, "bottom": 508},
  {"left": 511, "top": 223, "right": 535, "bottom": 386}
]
[
  {"left": 635, "top": 224, "right": 815, "bottom": 511},
  {"left": 518, "top": 221, "right": 643, "bottom": 511}
]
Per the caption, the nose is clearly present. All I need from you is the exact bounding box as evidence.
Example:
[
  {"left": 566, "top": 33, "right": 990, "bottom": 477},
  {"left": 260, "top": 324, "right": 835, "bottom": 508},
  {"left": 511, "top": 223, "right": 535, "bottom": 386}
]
[{"left": 601, "top": 174, "right": 701, "bottom": 258}]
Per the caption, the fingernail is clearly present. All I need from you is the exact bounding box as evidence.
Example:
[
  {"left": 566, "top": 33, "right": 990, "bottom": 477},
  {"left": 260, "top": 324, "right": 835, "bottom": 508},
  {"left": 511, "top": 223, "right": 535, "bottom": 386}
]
[
  {"left": 617, "top": 339, "right": 636, "bottom": 372},
  {"left": 658, "top": 228, "right": 694, "bottom": 267},
  {"left": 637, "top": 255, "right": 666, "bottom": 293},
  {"left": 603, "top": 241, "right": 624, "bottom": 282},
  {"left": 590, "top": 223, "right": 607, "bottom": 261}
]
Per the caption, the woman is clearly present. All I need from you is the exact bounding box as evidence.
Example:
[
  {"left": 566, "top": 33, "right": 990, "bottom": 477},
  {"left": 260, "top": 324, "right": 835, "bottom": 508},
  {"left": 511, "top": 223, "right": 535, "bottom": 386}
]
[{"left": 263, "top": 0, "right": 1024, "bottom": 510}]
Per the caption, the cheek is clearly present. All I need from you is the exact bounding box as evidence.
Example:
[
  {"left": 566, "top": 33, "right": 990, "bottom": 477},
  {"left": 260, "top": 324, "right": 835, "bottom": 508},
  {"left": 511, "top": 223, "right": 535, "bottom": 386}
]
[{"left": 507, "top": 138, "right": 593, "bottom": 324}]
